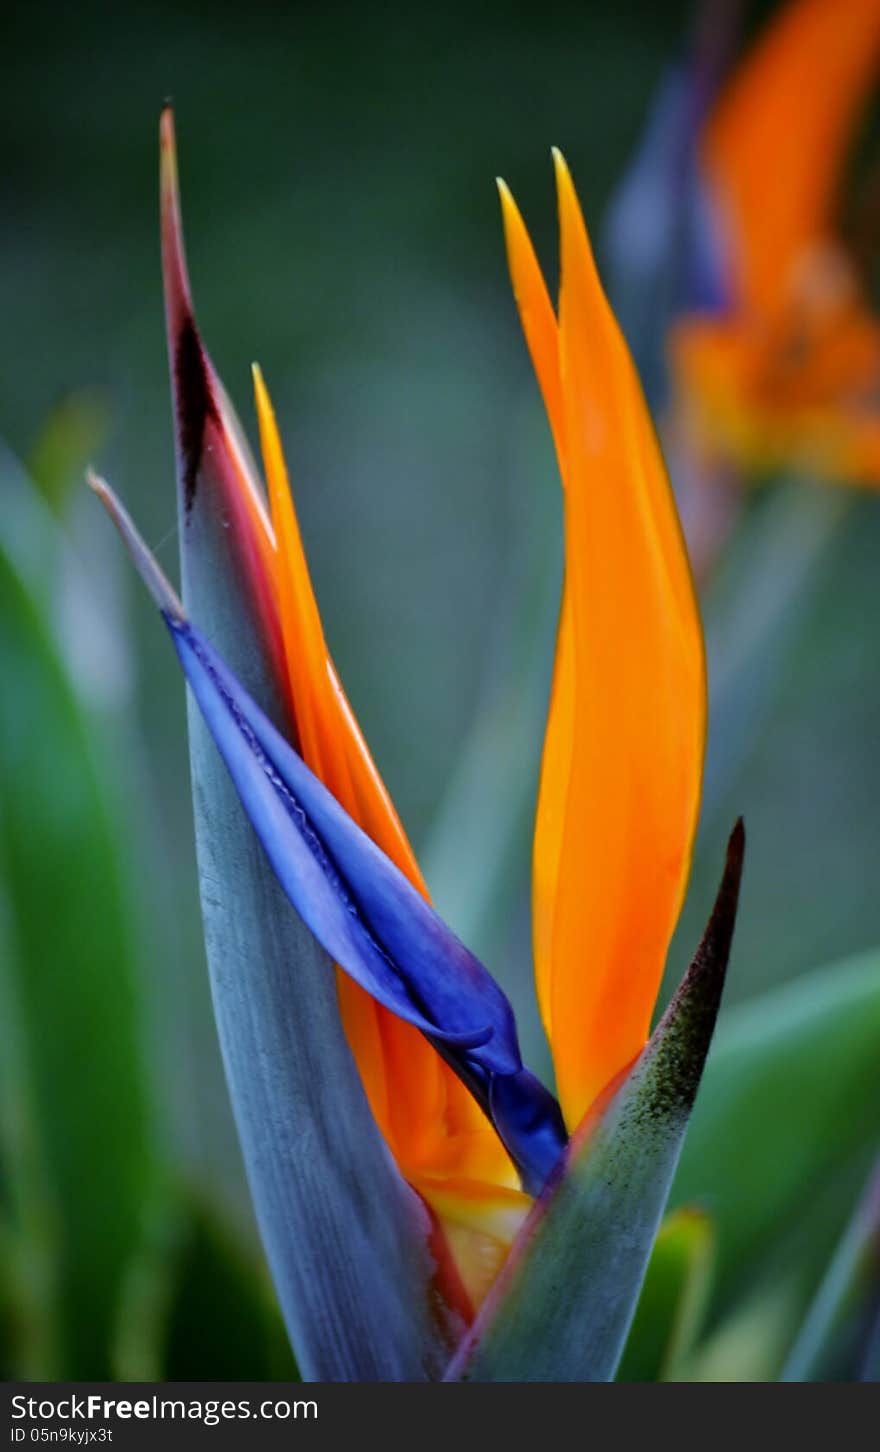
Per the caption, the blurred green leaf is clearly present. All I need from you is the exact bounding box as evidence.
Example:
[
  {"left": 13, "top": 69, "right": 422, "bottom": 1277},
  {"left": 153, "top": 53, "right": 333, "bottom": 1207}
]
[
  {"left": 701, "top": 479, "right": 851, "bottom": 824},
  {"left": 0, "top": 504, "right": 154, "bottom": 1377},
  {"left": 672, "top": 950, "right": 880, "bottom": 1321},
  {"left": 0, "top": 875, "right": 59, "bottom": 1379},
  {"left": 686, "top": 1277, "right": 805, "bottom": 1382},
  {"left": 116, "top": 1195, "right": 298, "bottom": 1381},
  {"left": 617, "top": 1208, "right": 715, "bottom": 1382},
  {"left": 782, "top": 1159, "right": 880, "bottom": 1382},
  {"left": 27, "top": 392, "right": 111, "bottom": 517},
  {"left": 162, "top": 1204, "right": 298, "bottom": 1381}
]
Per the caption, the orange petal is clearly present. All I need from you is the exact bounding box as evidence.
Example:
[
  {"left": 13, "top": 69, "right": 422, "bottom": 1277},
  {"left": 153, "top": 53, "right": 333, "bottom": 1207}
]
[
  {"left": 551, "top": 149, "right": 706, "bottom": 1128},
  {"left": 497, "top": 179, "right": 567, "bottom": 465},
  {"left": 497, "top": 178, "right": 573, "bottom": 1045},
  {"left": 252, "top": 368, "right": 517, "bottom": 1191},
  {"left": 253, "top": 365, "right": 357, "bottom": 796},
  {"left": 705, "top": 0, "right": 880, "bottom": 315},
  {"left": 506, "top": 156, "right": 706, "bottom": 1130}
]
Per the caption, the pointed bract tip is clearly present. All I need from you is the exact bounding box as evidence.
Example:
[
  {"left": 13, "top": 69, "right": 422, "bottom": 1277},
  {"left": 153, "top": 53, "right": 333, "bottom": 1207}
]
[
  {"left": 159, "top": 116, "right": 215, "bottom": 514},
  {"left": 87, "top": 470, "right": 185, "bottom": 622},
  {"left": 700, "top": 817, "right": 746, "bottom": 970},
  {"left": 668, "top": 815, "right": 745, "bottom": 1044},
  {"left": 159, "top": 104, "right": 178, "bottom": 181},
  {"left": 728, "top": 816, "right": 745, "bottom": 866},
  {"left": 160, "top": 100, "right": 193, "bottom": 335}
]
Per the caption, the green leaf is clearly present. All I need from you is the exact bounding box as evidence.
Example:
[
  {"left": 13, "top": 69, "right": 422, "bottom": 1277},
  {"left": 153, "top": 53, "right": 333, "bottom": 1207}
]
[
  {"left": 27, "top": 391, "right": 110, "bottom": 517},
  {"left": 671, "top": 949, "right": 880, "bottom": 1320},
  {"left": 685, "top": 1277, "right": 806, "bottom": 1382},
  {"left": 0, "top": 881, "right": 56, "bottom": 1380},
  {"left": 162, "top": 1203, "right": 299, "bottom": 1381},
  {"left": 448, "top": 824, "right": 743, "bottom": 1382},
  {"left": 781, "top": 1159, "right": 880, "bottom": 1382},
  {"left": 0, "top": 513, "right": 154, "bottom": 1377},
  {"left": 617, "top": 1208, "right": 715, "bottom": 1382},
  {"left": 116, "top": 1195, "right": 299, "bottom": 1381}
]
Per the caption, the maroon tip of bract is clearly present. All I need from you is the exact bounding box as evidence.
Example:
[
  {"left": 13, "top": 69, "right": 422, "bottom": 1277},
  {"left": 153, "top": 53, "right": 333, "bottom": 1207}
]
[
  {"left": 173, "top": 315, "right": 218, "bottom": 514},
  {"left": 159, "top": 107, "right": 218, "bottom": 513},
  {"left": 160, "top": 105, "right": 192, "bottom": 332}
]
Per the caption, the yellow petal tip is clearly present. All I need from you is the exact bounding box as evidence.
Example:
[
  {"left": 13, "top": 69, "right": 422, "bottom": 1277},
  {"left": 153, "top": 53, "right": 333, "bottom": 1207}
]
[
  {"left": 551, "top": 147, "right": 575, "bottom": 201},
  {"left": 496, "top": 177, "right": 521, "bottom": 239},
  {"left": 251, "top": 363, "right": 273, "bottom": 425}
]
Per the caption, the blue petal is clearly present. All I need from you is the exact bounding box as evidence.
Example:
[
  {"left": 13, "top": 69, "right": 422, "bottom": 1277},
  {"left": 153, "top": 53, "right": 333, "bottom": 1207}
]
[
  {"left": 169, "top": 616, "right": 527, "bottom": 1077},
  {"left": 168, "top": 617, "right": 569, "bottom": 1190},
  {"left": 490, "top": 1070, "right": 569, "bottom": 1196}
]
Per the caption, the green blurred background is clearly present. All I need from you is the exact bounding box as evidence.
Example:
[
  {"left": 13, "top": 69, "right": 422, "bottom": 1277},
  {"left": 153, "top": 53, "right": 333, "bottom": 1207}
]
[{"left": 2, "top": 0, "right": 880, "bottom": 1380}]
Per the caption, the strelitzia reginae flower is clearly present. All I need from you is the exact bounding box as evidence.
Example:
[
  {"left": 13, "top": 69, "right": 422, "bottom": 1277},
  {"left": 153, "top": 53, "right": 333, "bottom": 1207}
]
[
  {"left": 672, "top": 0, "right": 880, "bottom": 485},
  {"left": 90, "top": 111, "right": 744, "bottom": 1382}
]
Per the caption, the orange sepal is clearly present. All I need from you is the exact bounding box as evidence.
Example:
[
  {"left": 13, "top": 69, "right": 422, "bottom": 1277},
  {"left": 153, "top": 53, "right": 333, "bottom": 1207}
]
[{"left": 252, "top": 368, "right": 517, "bottom": 1190}]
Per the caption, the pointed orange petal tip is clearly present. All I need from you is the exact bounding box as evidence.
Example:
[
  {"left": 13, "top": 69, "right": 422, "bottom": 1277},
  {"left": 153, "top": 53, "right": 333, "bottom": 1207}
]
[
  {"left": 551, "top": 147, "right": 580, "bottom": 234},
  {"left": 495, "top": 165, "right": 567, "bottom": 468},
  {"left": 495, "top": 177, "right": 524, "bottom": 251},
  {"left": 552, "top": 146, "right": 594, "bottom": 274},
  {"left": 251, "top": 360, "right": 268, "bottom": 409}
]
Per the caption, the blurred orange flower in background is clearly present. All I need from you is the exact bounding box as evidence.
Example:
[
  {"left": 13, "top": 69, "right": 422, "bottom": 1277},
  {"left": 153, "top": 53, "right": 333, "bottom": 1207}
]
[{"left": 673, "top": 0, "right": 880, "bottom": 485}]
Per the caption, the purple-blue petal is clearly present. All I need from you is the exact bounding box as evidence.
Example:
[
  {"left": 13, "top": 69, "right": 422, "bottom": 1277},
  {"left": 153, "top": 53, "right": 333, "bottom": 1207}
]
[
  {"left": 166, "top": 614, "right": 570, "bottom": 1190},
  {"left": 169, "top": 615, "right": 523, "bottom": 1074},
  {"left": 490, "top": 1070, "right": 569, "bottom": 1197}
]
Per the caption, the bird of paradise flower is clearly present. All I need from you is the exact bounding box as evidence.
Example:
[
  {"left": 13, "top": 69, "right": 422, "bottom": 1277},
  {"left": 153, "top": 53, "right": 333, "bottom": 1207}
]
[
  {"left": 673, "top": 0, "right": 880, "bottom": 487},
  {"left": 90, "top": 111, "right": 743, "bottom": 1381}
]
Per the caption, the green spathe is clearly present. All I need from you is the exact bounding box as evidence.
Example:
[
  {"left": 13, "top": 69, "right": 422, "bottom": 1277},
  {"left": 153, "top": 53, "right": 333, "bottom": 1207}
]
[{"left": 448, "top": 822, "right": 744, "bottom": 1382}]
